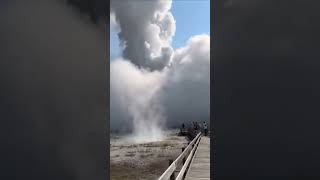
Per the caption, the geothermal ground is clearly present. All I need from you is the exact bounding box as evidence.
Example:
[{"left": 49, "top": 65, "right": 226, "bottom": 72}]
[{"left": 110, "top": 129, "right": 188, "bottom": 180}]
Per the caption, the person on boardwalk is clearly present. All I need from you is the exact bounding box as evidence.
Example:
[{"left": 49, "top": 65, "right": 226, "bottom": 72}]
[
  {"left": 194, "top": 121, "right": 199, "bottom": 131},
  {"left": 203, "top": 121, "right": 208, "bottom": 136}
]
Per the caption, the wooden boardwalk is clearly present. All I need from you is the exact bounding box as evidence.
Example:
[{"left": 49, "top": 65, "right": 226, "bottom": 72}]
[{"left": 185, "top": 136, "right": 210, "bottom": 180}]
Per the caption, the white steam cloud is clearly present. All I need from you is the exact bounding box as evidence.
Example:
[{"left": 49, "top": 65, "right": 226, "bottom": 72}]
[
  {"left": 111, "top": 0, "right": 175, "bottom": 70},
  {"left": 110, "top": 0, "right": 210, "bottom": 142},
  {"left": 111, "top": 59, "right": 167, "bottom": 142}
]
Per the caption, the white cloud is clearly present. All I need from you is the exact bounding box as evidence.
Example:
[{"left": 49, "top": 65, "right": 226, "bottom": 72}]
[{"left": 110, "top": 12, "right": 119, "bottom": 31}]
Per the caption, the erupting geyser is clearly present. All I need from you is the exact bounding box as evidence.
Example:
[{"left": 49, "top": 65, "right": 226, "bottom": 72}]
[
  {"left": 110, "top": 0, "right": 210, "bottom": 142},
  {"left": 111, "top": 59, "right": 167, "bottom": 143}
]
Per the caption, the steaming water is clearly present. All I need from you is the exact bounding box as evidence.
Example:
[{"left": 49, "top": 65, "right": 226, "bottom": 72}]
[
  {"left": 114, "top": 130, "right": 164, "bottom": 144},
  {"left": 111, "top": 59, "right": 168, "bottom": 144},
  {"left": 111, "top": 129, "right": 177, "bottom": 145},
  {"left": 130, "top": 128, "right": 164, "bottom": 143}
]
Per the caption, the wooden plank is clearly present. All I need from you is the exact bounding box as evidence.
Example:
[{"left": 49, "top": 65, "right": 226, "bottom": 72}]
[
  {"left": 175, "top": 136, "right": 202, "bottom": 180},
  {"left": 158, "top": 162, "right": 176, "bottom": 180},
  {"left": 158, "top": 133, "right": 201, "bottom": 180},
  {"left": 185, "top": 137, "right": 210, "bottom": 180}
]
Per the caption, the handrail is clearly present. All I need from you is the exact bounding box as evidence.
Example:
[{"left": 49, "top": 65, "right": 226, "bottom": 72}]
[
  {"left": 175, "top": 136, "right": 201, "bottom": 180},
  {"left": 158, "top": 132, "right": 201, "bottom": 180}
]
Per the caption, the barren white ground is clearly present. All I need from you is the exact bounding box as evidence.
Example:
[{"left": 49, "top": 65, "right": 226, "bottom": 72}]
[{"left": 110, "top": 130, "right": 188, "bottom": 180}]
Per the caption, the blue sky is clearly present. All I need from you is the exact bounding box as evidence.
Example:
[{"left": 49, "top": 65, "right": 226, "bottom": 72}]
[{"left": 110, "top": 0, "right": 210, "bottom": 60}]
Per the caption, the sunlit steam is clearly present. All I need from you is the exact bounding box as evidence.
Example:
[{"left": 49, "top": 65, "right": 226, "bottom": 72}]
[
  {"left": 111, "top": 59, "right": 168, "bottom": 142},
  {"left": 110, "top": 0, "right": 210, "bottom": 142}
]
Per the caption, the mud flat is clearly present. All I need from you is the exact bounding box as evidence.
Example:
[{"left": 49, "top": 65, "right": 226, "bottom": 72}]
[{"left": 110, "top": 130, "right": 188, "bottom": 180}]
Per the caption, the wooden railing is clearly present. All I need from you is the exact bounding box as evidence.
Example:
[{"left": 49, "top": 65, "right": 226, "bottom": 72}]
[
  {"left": 175, "top": 136, "right": 201, "bottom": 180},
  {"left": 158, "top": 132, "right": 202, "bottom": 180}
]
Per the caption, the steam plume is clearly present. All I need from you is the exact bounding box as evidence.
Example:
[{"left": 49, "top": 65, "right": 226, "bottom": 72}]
[
  {"left": 111, "top": 0, "right": 210, "bottom": 142},
  {"left": 111, "top": 0, "right": 175, "bottom": 70}
]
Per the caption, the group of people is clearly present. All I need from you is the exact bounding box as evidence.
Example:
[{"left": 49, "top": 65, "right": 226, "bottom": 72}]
[
  {"left": 193, "top": 121, "right": 208, "bottom": 136},
  {"left": 181, "top": 121, "right": 208, "bottom": 136}
]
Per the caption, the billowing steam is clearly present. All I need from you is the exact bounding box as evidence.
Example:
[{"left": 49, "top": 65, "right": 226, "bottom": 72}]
[
  {"left": 110, "top": 0, "right": 210, "bottom": 142},
  {"left": 111, "top": 0, "right": 175, "bottom": 70},
  {"left": 111, "top": 59, "right": 168, "bottom": 142}
]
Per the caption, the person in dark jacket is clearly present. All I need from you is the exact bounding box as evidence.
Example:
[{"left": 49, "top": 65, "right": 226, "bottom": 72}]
[{"left": 203, "top": 121, "right": 208, "bottom": 136}]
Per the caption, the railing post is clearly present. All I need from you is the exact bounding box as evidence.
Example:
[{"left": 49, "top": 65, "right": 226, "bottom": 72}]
[
  {"left": 169, "top": 159, "right": 174, "bottom": 180},
  {"left": 182, "top": 147, "right": 186, "bottom": 164}
]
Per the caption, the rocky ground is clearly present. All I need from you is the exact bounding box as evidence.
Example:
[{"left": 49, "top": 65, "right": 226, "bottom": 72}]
[{"left": 110, "top": 130, "right": 189, "bottom": 180}]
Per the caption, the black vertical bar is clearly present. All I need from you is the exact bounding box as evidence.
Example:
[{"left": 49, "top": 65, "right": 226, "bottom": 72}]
[
  {"left": 169, "top": 159, "right": 174, "bottom": 180},
  {"left": 182, "top": 147, "right": 186, "bottom": 164}
]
